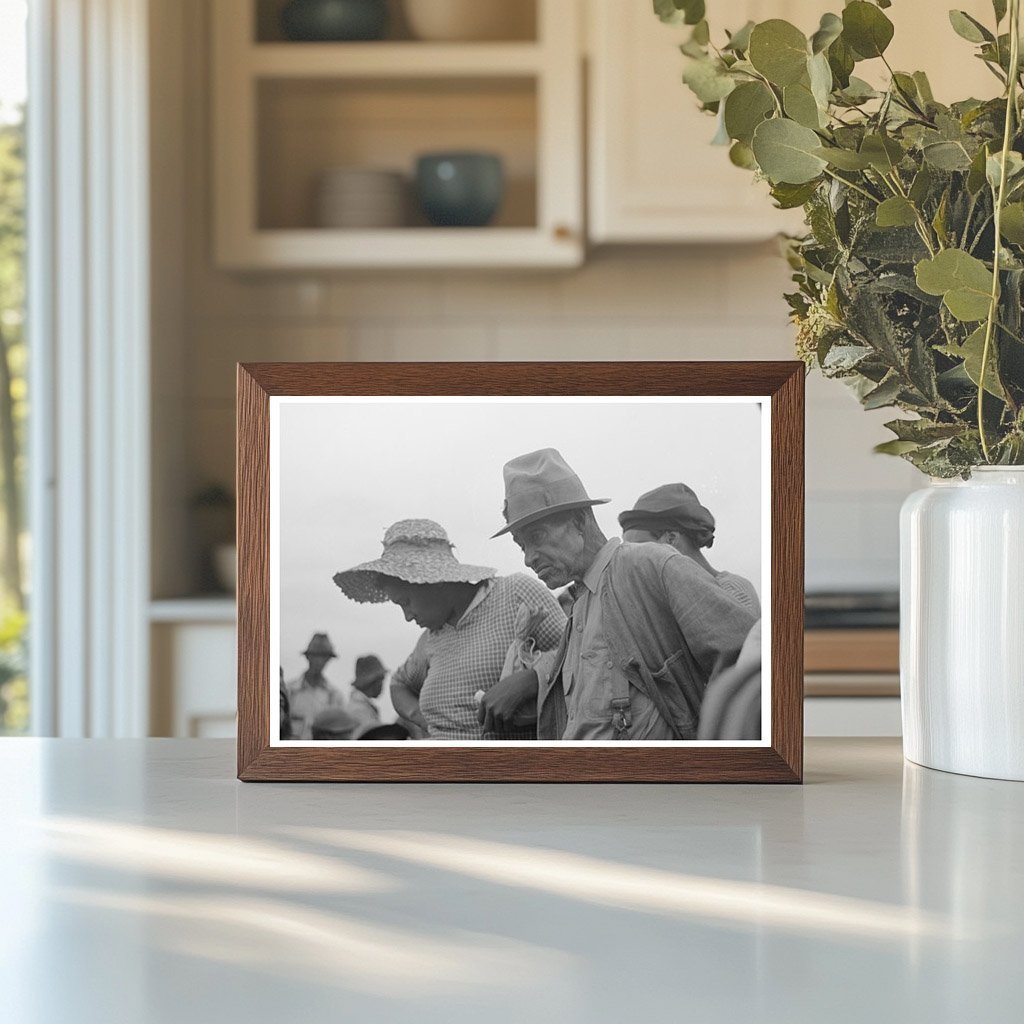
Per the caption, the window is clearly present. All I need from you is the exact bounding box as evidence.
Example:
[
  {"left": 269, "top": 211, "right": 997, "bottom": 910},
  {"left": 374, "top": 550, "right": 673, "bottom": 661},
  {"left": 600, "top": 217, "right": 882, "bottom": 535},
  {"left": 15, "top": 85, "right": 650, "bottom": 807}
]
[{"left": 0, "top": 0, "right": 28, "bottom": 734}]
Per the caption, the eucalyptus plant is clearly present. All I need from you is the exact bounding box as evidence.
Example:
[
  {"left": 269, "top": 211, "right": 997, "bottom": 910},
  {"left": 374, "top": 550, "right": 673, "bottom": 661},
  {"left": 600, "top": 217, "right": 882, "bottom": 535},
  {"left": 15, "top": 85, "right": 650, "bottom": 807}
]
[{"left": 657, "top": 0, "right": 1024, "bottom": 476}]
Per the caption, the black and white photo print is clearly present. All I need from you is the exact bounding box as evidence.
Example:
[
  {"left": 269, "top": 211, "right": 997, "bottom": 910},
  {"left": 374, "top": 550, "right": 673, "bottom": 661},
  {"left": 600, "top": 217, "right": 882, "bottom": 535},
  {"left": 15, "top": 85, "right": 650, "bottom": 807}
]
[{"left": 271, "top": 396, "right": 768, "bottom": 747}]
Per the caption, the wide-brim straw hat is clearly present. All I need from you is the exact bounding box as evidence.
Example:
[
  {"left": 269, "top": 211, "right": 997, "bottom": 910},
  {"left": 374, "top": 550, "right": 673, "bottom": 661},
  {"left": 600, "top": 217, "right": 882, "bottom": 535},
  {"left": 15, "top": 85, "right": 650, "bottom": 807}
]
[
  {"left": 333, "top": 519, "right": 497, "bottom": 604},
  {"left": 492, "top": 447, "right": 609, "bottom": 537}
]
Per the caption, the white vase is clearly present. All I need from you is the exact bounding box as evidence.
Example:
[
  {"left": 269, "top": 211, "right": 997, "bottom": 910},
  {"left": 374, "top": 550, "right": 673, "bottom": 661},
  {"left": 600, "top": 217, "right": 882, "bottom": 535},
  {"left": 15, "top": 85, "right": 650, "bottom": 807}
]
[{"left": 900, "top": 467, "right": 1024, "bottom": 780}]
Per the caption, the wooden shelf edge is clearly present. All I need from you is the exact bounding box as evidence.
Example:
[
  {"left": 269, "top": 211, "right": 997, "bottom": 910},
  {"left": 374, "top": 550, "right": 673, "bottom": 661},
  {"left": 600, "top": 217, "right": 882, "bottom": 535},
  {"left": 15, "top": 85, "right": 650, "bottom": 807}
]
[{"left": 249, "top": 42, "right": 544, "bottom": 78}]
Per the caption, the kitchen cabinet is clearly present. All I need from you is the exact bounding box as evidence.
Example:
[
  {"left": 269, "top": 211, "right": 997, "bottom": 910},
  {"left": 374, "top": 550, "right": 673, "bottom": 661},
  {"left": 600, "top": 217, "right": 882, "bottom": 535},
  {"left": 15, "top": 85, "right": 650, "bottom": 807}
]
[
  {"left": 587, "top": 0, "right": 1000, "bottom": 244},
  {"left": 211, "top": 0, "right": 583, "bottom": 269},
  {"left": 150, "top": 600, "right": 237, "bottom": 737}
]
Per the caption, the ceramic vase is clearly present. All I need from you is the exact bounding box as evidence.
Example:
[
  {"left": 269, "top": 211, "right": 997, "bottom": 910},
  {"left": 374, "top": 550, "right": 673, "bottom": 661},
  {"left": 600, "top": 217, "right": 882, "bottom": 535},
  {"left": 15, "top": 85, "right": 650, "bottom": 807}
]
[{"left": 900, "top": 467, "right": 1024, "bottom": 781}]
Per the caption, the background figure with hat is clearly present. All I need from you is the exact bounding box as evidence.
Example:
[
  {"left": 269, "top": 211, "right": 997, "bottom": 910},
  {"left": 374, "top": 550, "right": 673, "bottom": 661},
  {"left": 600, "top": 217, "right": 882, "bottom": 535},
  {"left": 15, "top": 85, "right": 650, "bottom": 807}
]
[
  {"left": 619, "top": 482, "right": 760, "bottom": 615},
  {"left": 348, "top": 654, "right": 387, "bottom": 730},
  {"left": 481, "top": 448, "right": 757, "bottom": 741},
  {"left": 287, "top": 632, "right": 346, "bottom": 740},
  {"left": 334, "top": 518, "right": 565, "bottom": 740}
]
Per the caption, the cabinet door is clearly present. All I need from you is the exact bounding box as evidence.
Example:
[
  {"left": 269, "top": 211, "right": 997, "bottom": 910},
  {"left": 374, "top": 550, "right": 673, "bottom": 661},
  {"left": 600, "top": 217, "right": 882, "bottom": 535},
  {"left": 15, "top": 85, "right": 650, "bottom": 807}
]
[
  {"left": 588, "top": 0, "right": 996, "bottom": 244},
  {"left": 588, "top": 0, "right": 812, "bottom": 243}
]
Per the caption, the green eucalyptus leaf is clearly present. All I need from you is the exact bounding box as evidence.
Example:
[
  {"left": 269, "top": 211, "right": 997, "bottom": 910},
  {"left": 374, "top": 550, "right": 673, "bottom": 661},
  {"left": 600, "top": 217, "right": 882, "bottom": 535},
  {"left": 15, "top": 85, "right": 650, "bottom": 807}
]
[
  {"left": 940, "top": 325, "right": 1006, "bottom": 397},
  {"left": 724, "top": 20, "right": 755, "bottom": 53},
  {"left": 892, "top": 72, "right": 921, "bottom": 107},
  {"left": 784, "top": 80, "right": 825, "bottom": 129},
  {"left": 874, "top": 439, "right": 921, "bottom": 455},
  {"left": 729, "top": 140, "right": 758, "bottom": 169},
  {"left": 751, "top": 118, "right": 828, "bottom": 184},
  {"left": 932, "top": 190, "right": 950, "bottom": 247},
  {"left": 748, "top": 20, "right": 809, "bottom": 87},
  {"left": 862, "top": 374, "right": 903, "bottom": 409},
  {"left": 842, "top": 1, "right": 895, "bottom": 59},
  {"left": 810, "top": 12, "right": 843, "bottom": 54},
  {"left": 860, "top": 133, "right": 904, "bottom": 173},
  {"left": 771, "top": 179, "right": 820, "bottom": 208},
  {"left": 654, "top": 0, "right": 705, "bottom": 26},
  {"left": 923, "top": 140, "right": 973, "bottom": 171},
  {"left": 683, "top": 0, "right": 705, "bottom": 25},
  {"left": 1000, "top": 203, "right": 1024, "bottom": 245},
  {"left": 884, "top": 418, "right": 963, "bottom": 443},
  {"left": 909, "top": 164, "right": 934, "bottom": 205},
  {"left": 837, "top": 76, "right": 880, "bottom": 104},
  {"left": 724, "top": 81, "right": 776, "bottom": 144},
  {"left": 808, "top": 52, "right": 833, "bottom": 109},
  {"left": 993, "top": 0, "right": 1008, "bottom": 24},
  {"left": 692, "top": 19, "right": 710, "bottom": 45},
  {"left": 916, "top": 250, "right": 994, "bottom": 322},
  {"left": 986, "top": 150, "right": 1024, "bottom": 191},
  {"left": 967, "top": 144, "right": 991, "bottom": 194},
  {"left": 813, "top": 145, "right": 872, "bottom": 170},
  {"left": 876, "top": 196, "right": 918, "bottom": 228},
  {"left": 653, "top": 0, "right": 682, "bottom": 24},
  {"left": 948, "top": 10, "right": 994, "bottom": 44},
  {"left": 683, "top": 57, "right": 737, "bottom": 104},
  {"left": 913, "top": 71, "right": 935, "bottom": 104},
  {"left": 827, "top": 35, "right": 856, "bottom": 88}
]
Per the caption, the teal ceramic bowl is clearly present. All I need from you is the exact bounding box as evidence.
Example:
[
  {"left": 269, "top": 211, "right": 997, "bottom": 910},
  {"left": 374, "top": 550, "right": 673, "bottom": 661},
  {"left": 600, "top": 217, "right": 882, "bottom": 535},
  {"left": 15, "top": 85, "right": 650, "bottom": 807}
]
[
  {"left": 415, "top": 153, "right": 505, "bottom": 228},
  {"left": 281, "top": 0, "right": 388, "bottom": 42}
]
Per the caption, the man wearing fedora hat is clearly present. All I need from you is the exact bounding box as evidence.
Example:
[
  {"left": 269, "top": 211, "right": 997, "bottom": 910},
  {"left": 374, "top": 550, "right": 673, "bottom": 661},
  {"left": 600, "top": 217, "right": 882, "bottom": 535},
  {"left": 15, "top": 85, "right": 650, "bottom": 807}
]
[
  {"left": 348, "top": 654, "right": 387, "bottom": 730},
  {"left": 287, "top": 632, "right": 346, "bottom": 740},
  {"left": 483, "top": 448, "right": 757, "bottom": 741}
]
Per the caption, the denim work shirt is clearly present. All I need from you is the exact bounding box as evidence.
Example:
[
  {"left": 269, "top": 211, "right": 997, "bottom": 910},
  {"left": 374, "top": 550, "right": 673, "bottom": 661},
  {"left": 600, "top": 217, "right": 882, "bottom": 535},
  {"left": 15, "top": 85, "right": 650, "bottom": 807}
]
[{"left": 538, "top": 540, "right": 758, "bottom": 741}]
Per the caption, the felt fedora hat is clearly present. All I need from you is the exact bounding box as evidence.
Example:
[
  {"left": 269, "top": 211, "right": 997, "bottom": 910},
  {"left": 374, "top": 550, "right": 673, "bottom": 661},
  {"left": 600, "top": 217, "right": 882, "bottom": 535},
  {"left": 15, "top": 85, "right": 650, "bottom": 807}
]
[
  {"left": 334, "top": 519, "right": 496, "bottom": 604},
  {"left": 354, "top": 654, "right": 387, "bottom": 686},
  {"left": 492, "top": 448, "right": 609, "bottom": 538},
  {"left": 302, "top": 632, "right": 337, "bottom": 659}
]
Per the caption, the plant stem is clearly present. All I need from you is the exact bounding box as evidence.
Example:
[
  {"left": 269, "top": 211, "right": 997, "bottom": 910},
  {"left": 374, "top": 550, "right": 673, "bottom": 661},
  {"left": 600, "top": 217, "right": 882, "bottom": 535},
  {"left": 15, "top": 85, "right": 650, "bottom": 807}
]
[
  {"left": 822, "top": 167, "right": 880, "bottom": 205},
  {"left": 884, "top": 171, "right": 938, "bottom": 255},
  {"left": 979, "top": 0, "right": 1021, "bottom": 462}
]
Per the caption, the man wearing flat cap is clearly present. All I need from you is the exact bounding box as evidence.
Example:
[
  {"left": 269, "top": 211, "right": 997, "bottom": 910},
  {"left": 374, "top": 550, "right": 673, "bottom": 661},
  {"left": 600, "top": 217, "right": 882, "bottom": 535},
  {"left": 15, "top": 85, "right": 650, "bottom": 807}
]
[
  {"left": 482, "top": 449, "right": 757, "bottom": 741},
  {"left": 619, "top": 482, "right": 760, "bottom": 614},
  {"left": 287, "top": 632, "right": 346, "bottom": 740}
]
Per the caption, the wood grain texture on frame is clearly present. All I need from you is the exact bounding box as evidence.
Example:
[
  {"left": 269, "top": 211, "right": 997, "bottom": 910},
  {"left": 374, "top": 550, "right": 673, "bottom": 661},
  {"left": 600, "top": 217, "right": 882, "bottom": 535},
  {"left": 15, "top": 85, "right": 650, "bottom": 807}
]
[{"left": 237, "top": 362, "right": 804, "bottom": 783}]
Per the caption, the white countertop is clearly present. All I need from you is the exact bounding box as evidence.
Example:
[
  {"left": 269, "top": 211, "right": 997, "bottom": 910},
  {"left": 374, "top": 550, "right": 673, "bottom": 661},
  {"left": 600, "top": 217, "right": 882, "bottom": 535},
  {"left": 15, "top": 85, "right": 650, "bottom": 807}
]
[{"left": 1, "top": 738, "right": 1021, "bottom": 1023}]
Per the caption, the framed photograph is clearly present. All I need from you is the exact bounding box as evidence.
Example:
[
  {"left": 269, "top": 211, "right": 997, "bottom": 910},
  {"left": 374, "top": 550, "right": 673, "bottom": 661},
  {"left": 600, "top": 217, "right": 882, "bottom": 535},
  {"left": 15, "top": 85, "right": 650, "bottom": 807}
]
[{"left": 237, "top": 362, "right": 803, "bottom": 782}]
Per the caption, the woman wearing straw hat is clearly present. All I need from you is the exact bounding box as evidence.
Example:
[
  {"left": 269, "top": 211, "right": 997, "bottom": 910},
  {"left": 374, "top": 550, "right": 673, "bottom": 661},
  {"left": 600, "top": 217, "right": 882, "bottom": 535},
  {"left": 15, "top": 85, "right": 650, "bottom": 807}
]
[{"left": 334, "top": 519, "right": 565, "bottom": 740}]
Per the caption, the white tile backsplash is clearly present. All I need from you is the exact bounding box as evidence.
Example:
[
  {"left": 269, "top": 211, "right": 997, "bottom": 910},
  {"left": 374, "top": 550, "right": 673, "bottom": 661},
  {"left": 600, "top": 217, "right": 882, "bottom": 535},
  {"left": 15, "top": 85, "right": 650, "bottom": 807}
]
[{"left": 182, "top": 248, "right": 919, "bottom": 592}]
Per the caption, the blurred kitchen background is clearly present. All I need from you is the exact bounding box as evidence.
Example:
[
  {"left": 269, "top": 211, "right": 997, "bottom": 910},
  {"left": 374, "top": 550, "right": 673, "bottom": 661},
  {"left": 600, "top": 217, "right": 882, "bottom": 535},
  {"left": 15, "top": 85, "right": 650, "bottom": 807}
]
[{"left": 3, "top": 0, "right": 998, "bottom": 739}]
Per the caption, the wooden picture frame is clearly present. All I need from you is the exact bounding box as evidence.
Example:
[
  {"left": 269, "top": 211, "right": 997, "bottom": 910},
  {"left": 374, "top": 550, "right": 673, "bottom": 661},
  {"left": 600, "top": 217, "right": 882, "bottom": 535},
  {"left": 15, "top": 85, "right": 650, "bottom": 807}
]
[{"left": 237, "top": 362, "right": 804, "bottom": 782}]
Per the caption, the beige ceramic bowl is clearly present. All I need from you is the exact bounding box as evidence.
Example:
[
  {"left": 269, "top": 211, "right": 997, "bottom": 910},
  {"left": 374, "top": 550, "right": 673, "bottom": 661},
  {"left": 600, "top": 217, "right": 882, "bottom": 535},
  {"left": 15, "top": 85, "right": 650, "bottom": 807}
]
[{"left": 403, "top": 0, "right": 535, "bottom": 41}]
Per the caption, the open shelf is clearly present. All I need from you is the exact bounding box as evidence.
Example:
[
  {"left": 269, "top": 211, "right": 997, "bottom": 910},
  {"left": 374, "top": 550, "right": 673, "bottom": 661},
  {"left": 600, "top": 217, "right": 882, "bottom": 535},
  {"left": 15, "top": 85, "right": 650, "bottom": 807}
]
[
  {"left": 254, "top": 0, "right": 538, "bottom": 45},
  {"left": 213, "top": 0, "right": 582, "bottom": 268},
  {"left": 256, "top": 76, "right": 537, "bottom": 232}
]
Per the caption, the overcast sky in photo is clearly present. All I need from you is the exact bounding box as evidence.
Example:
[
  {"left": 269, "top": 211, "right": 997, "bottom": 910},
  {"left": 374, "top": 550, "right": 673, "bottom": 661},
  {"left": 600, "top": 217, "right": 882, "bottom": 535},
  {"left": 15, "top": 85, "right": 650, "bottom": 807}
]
[{"left": 274, "top": 397, "right": 765, "bottom": 719}]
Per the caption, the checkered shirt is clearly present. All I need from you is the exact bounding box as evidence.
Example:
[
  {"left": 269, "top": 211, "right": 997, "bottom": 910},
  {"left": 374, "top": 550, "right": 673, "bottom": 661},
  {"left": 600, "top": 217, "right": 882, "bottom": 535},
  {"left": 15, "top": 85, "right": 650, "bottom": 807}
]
[{"left": 392, "top": 573, "right": 566, "bottom": 740}]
